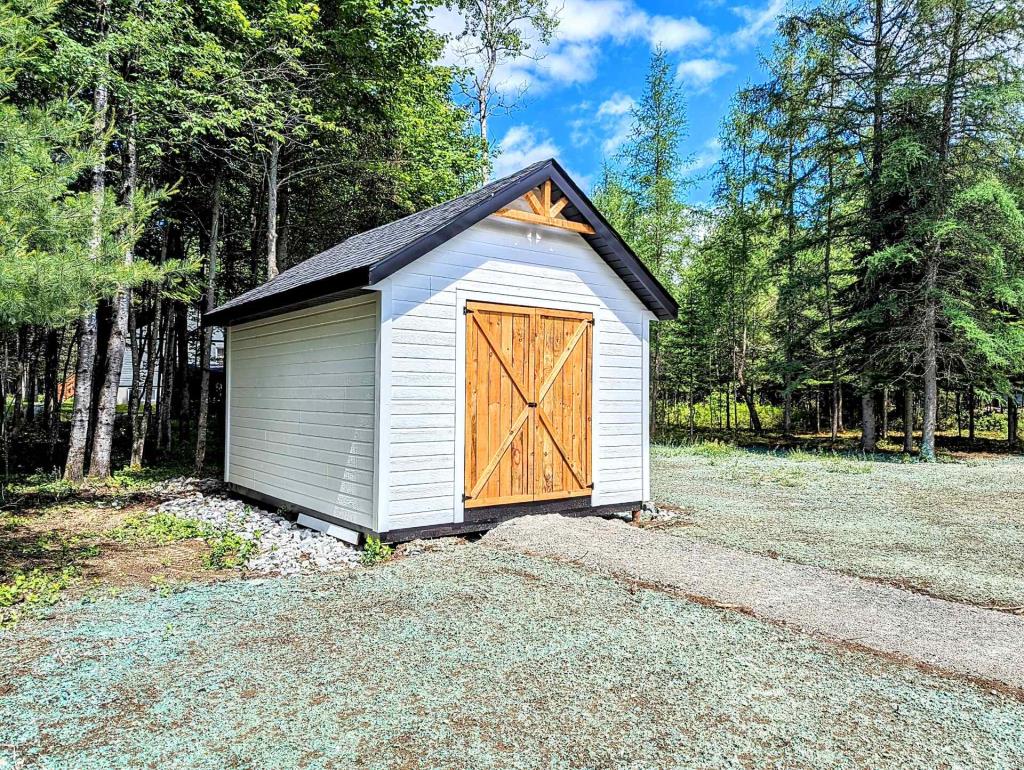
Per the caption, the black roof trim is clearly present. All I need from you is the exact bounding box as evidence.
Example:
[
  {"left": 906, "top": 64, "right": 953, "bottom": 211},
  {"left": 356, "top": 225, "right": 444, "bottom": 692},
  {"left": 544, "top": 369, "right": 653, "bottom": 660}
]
[{"left": 205, "top": 159, "right": 677, "bottom": 325}]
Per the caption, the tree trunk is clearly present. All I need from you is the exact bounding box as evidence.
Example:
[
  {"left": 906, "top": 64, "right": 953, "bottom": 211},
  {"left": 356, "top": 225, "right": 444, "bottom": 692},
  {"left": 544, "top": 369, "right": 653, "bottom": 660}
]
[
  {"left": 89, "top": 111, "right": 137, "bottom": 478},
  {"left": 920, "top": 5, "right": 963, "bottom": 463},
  {"left": 195, "top": 172, "right": 223, "bottom": 474},
  {"left": 125, "top": 301, "right": 143, "bottom": 468},
  {"left": 478, "top": 85, "right": 490, "bottom": 182},
  {"left": 175, "top": 302, "right": 190, "bottom": 444},
  {"left": 132, "top": 296, "right": 160, "bottom": 467},
  {"left": 880, "top": 387, "right": 889, "bottom": 441},
  {"left": 920, "top": 262, "right": 939, "bottom": 461},
  {"left": 24, "top": 328, "right": 38, "bottom": 423},
  {"left": 64, "top": 47, "right": 108, "bottom": 483},
  {"left": 0, "top": 339, "right": 8, "bottom": 495},
  {"left": 968, "top": 388, "right": 976, "bottom": 440},
  {"left": 861, "top": 392, "right": 876, "bottom": 452},
  {"left": 266, "top": 137, "right": 280, "bottom": 280},
  {"left": 277, "top": 181, "right": 289, "bottom": 269},
  {"left": 42, "top": 329, "right": 59, "bottom": 434},
  {"left": 12, "top": 325, "right": 29, "bottom": 426},
  {"left": 157, "top": 302, "right": 175, "bottom": 452},
  {"left": 903, "top": 386, "right": 914, "bottom": 454},
  {"left": 1009, "top": 394, "right": 1019, "bottom": 449}
]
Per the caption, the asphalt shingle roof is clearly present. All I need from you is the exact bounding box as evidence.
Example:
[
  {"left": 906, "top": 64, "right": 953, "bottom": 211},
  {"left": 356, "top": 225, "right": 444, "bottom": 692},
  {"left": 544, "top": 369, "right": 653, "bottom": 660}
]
[
  {"left": 206, "top": 158, "right": 677, "bottom": 324},
  {"left": 209, "top": 161, "right": 548, "bottom": 319}
]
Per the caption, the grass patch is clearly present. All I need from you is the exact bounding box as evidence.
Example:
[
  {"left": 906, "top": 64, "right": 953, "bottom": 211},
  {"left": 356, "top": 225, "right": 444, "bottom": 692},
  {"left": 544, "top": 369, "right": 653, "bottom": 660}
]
[
  {"left": 110, "top": 511, "right": 256, "bottom": 571},
  {"left": 652, "top": 449, "right": 1024, "bottom": 608},
  {"left": 656, "top": 440, "right": 738, "bottom": 459},
  {"left": 110, "top": 512, "right": 214, "bottom": 544}
]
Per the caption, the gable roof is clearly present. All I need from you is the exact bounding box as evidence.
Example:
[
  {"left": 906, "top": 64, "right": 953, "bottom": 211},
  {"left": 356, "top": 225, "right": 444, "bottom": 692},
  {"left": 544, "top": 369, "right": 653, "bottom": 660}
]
[{"left": 205, "top": 158, "right": 678, "bottom": 325}]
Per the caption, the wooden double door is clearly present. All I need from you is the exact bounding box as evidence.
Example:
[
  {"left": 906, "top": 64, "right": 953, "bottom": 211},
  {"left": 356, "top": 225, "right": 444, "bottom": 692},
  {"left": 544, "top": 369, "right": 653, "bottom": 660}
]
[{"left": 464, "top": 301, "right": 593, "bottom": 509}]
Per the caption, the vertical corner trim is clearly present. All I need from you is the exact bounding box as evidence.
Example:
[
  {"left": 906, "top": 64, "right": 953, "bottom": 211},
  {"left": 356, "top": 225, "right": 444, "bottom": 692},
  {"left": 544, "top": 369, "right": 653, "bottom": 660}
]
[{"left": 373, "top": 284, "right": 393, "bottom": 535}]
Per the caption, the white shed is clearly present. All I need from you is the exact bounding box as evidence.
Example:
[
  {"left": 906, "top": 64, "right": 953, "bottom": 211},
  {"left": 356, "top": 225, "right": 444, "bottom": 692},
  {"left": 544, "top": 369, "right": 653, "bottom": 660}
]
[{"left": 205, "top": 159, "right": 677, "bottom": 543}]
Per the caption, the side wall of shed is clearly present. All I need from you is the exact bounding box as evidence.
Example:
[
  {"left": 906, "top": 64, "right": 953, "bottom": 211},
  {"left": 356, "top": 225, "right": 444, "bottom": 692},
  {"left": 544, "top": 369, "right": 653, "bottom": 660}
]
[
  {"left": 377, "top": 216, "right": 652, "bottom": 533},
  {"left": 225, "top": 295, "right": 379, "bottom": 531}
]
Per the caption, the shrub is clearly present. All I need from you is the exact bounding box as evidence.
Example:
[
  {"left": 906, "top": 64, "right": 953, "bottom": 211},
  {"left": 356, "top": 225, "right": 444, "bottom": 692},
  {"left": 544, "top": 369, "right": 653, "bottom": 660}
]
[
  {"left": 204, "top": 531, "right": 257, "bottom": 570},
  {"left": 360, "top": 536, "right": 393, "bottom": 566}
]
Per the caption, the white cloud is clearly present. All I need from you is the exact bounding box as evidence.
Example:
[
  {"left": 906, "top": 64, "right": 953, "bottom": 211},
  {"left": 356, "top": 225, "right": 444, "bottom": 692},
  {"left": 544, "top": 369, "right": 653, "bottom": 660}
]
[
  {"left": 431, "top": 0, "right": 712, "bottom": 94},
  {"left": 597, "top": 92, "right": 635, "bottom": 118},
  {"left": 538, "top": 42, "right": 602, "bottom": 86},
  {"left": 596, "top": 93, "right": 636, "bottom": 154},
  {"left": 729, "top": 0, "right": 786, "bottom": 49},
  {"left": 676, "top": 58, "right": 736, "bottom": 91},
  {"left": 493, "top": 125, "right": 560, "bottom": 178},
  {"left": 647, "top": 16, "right": 712, "bottom": 51},
  {"left": 686, "top": 137, "right": 722, "bottom": 172}
]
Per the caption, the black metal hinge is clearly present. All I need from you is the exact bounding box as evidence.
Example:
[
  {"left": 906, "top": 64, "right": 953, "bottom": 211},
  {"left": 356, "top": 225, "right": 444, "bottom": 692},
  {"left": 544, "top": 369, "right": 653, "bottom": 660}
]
[
  {"left": 463, "top": 307, "right": 474, "bottom": 315},
  {"left": 462, "top": 493, "right": 472, "bottom": 502}
]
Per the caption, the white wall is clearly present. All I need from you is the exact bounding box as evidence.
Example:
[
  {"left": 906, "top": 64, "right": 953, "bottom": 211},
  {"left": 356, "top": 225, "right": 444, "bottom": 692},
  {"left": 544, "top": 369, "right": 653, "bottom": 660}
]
[
  {"left": 225, "top": 295, "right": 379, "bottom": 530},
  {"left": 378, "top": 215, "right": 652, "bottom": 532}
]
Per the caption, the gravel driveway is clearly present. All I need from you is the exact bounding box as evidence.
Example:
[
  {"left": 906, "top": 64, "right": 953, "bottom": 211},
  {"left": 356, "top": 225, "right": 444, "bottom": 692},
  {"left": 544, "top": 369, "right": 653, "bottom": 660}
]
[
  {"left": 484, "top": 514, "right": 1024, "bottom": 690},
  {"left": 650, "top": 446, "right": 1024, "bottom": 608}
]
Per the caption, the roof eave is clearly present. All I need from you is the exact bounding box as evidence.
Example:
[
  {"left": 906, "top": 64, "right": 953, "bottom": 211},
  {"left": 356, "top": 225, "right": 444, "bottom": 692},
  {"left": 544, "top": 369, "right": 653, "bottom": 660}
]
[{"left": 203, "top": 266, "right": 372, "bottom": 327}]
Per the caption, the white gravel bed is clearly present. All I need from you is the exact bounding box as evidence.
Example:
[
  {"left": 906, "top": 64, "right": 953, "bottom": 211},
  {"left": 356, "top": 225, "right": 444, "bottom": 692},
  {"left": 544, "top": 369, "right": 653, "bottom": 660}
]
[{"left": 151, "top": 478, "right": 361, "bottom": 575}]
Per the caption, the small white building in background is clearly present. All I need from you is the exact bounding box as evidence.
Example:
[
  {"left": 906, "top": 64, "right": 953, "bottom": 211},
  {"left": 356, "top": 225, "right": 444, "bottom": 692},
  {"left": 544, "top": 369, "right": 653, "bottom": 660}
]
[
  {"left": 116, "top": 326, "right": 224, "bottom": 405},
  {"left": 205, "top": 159, "right": 678, "bottom": 543}
]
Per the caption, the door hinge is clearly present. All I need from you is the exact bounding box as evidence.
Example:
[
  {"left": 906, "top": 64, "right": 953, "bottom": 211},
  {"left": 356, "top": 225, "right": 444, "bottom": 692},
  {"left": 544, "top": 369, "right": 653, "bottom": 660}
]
[
  {"left": 463, "top": 306, "right": 473, "bottom": 315},
  {"left": 462, "top": 493, "right": 472, "bottom": 502}
]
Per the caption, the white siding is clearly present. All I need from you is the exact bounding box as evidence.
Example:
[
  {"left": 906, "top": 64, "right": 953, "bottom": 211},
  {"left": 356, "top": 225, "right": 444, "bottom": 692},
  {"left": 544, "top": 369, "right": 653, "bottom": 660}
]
[
  {"left": 226, "top": 295, "right": 379, "bottom": 530},
  {"left": 379, "top": 216, "right": 652, "bottom": 531}
]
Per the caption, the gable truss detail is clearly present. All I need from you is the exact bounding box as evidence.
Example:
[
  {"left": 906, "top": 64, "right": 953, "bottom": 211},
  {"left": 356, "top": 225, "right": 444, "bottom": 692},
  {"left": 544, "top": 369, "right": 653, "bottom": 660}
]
[{"left": 493, "top": 179, "right": 597, "bottom": 235}]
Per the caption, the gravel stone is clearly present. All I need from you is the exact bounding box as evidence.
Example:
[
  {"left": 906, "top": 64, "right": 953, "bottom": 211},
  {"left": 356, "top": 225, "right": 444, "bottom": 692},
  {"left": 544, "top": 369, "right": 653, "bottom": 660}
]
[
  {"left": 650, "top": 446, "right": 1024, "bottom": 607},
  {"left": 149, "top": 477, "right": 360, "bottom": 575}
]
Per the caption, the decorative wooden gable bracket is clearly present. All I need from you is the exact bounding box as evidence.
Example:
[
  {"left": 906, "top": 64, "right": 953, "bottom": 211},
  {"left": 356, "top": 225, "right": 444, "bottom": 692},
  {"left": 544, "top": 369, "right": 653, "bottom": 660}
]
[{"left": 494, "top": 179, "right": 596, "bottom": 235}]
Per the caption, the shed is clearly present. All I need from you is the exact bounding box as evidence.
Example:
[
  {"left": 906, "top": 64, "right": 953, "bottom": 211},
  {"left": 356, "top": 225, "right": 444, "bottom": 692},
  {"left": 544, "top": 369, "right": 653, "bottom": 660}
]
[{"left": 205, "top": 159, "right": 678, "bottom": 543}]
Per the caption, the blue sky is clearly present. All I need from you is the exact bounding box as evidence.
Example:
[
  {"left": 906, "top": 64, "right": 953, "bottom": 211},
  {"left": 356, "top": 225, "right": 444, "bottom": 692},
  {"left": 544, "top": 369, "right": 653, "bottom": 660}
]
[{"left": 432, "top": 0, "right": 786, "bottom": 203}]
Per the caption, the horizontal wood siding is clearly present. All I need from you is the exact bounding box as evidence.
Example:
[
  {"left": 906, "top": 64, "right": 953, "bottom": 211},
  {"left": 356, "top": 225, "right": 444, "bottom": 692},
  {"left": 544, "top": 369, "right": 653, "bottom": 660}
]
[
  {"left": 382, "top": 216, "right": 649, "bottom": 531},
  {"left": 227, "top": 296, "right": 378, "bottom": 529}
]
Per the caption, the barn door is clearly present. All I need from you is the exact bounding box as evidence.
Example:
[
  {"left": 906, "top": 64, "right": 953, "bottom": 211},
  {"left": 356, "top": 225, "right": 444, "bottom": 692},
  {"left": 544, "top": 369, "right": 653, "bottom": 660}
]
[{"left": 464, "top": 301, "right": 592, "bottom": 509}]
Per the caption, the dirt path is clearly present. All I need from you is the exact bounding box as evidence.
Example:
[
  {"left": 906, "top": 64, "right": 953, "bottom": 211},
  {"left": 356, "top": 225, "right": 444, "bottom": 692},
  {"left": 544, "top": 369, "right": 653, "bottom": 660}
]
[{"left": 484, "top": 514, "right": 1024, "bottom": 691}]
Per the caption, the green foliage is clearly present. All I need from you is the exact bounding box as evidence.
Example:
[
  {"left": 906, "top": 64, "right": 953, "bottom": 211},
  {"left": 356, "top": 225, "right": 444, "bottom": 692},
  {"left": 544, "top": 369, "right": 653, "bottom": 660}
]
[
  {"left": 111, "top": 511, "right": 256, "bottom": 569},
  {"left": 667, "top": 441, "right": 738, "bottom": 459},
  {"left": 360, "top": 535, "right": 392, "bottom": 566},
  {"left": 0, "top": 566, "right": 79, "bottom": 626},
  {"left": 203, "top": 530, "right": 255, "bottom": 569},
  {"left": 111, "top": 512, "right": 213, "bottom": 544}
]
